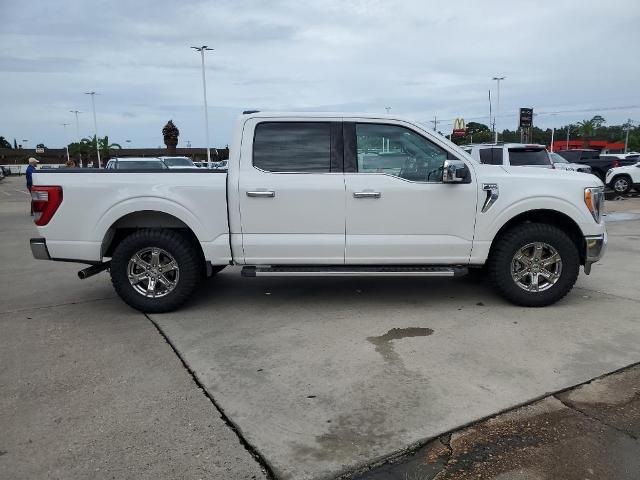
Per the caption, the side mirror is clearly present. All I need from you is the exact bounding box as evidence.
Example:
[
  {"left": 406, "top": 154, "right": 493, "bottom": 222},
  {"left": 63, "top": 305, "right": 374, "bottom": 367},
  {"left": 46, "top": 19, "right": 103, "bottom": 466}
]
[{"left": 442, "top": 159, "right": 470, "bottom": 183}]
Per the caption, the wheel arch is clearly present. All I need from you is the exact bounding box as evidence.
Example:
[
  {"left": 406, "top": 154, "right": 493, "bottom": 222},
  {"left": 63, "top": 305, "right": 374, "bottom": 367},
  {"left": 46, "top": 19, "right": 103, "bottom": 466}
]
[
  {"left": 488, "top": 209, "right": 585, "bottom": 265},
  {"left": 101, "top": 210, "right": 204, "bottom": 263}
]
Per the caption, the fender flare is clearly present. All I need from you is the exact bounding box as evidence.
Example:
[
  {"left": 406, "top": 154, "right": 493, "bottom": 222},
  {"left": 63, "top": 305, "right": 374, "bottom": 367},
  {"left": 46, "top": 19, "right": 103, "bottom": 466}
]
[{"left": 93, "top": 196, "right": 208, "bottom": 246}]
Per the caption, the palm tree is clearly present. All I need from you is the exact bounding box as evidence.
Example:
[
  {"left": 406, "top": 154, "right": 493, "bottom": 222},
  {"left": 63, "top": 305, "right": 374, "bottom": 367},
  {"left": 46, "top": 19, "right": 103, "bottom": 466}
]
[
  {"left": 68, "top": 136, "right": 121, "bottom": 166},
  {"left": 576, "top": 116, "right": 605, "bottom": 148},
  {"left": 162, "top": 120, "right": 179, "bottom": 155}
]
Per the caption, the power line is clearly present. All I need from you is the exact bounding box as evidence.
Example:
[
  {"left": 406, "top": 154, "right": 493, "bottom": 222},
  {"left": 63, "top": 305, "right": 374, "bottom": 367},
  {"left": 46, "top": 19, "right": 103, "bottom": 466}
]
[{"left": 423, "top": 104, "right": 640, "bottom": 127}]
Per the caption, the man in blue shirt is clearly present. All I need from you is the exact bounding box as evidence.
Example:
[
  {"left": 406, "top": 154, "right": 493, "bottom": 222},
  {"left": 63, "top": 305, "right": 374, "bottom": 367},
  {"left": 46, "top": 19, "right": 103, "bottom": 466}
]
[{"left": 26, "top": 157, "right": 38, "bottom": 215}]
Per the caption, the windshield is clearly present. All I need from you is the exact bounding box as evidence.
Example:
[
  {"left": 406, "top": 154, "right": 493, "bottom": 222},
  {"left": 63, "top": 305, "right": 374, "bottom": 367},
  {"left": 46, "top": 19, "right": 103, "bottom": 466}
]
[
  {"left": 162, "top": 157, "right": 194, "bottom": 167},
  {"left": 508, "top": 148, "right": 552, "bottom": 166},
  {"left": 550, "top": 153, "right": 568, "bottom": 164},
  {"left": 116, "top": 160, "right": 166, "bottom": 170}
]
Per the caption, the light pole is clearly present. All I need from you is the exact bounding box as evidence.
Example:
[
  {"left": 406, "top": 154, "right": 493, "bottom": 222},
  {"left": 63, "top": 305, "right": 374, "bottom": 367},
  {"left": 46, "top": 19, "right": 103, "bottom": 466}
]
[
  {"left": 492, "top": 76, "right": 505, "bottom": 143},
  {"left": 61, "top": 123, "right": 71, "bottom": 163},
  {"left": 385, "top": 107, "right": 391, "bottom": 114},
  {"left": 69, "top": 110, "right": 83, "bottom": 167},
  {"left": 566, "top": 125, "right": 571, "bottom": 150},
  {"left": 84, "top": 92, "right": 101, "bottom": 167},
  {"left": 22, "top": 139, "right": 29, "bottom": 149},
  {"left": 191, "top": 45, "right": 213, "bottom": 168}
]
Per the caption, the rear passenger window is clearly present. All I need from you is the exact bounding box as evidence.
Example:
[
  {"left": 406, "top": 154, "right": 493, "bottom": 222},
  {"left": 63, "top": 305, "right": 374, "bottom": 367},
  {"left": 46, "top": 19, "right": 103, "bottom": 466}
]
[
  {"left": 253, "top": 122, "right": 331, "bottom": 173},
  {"left": 479, "top": 148, "right": 503, "bottom": 165}
]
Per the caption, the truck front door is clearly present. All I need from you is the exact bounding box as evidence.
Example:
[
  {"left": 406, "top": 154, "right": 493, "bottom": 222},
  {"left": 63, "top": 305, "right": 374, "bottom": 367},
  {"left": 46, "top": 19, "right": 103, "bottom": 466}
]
[
  {"left": 238, "top": 119, "right": 346, "bottom": 264},
  {"left": 343, "top": 121, "right": 477, "bottom": 264}
]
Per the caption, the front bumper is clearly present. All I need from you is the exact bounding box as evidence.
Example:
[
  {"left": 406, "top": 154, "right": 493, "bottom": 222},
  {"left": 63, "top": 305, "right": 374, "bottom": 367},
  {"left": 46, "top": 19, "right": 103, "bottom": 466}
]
[
  {"left": 584, "top": 232, "right": 607, "bottom": 274},
  {"left": 30, "top": 237, "right": 51, "bottom": 260}
]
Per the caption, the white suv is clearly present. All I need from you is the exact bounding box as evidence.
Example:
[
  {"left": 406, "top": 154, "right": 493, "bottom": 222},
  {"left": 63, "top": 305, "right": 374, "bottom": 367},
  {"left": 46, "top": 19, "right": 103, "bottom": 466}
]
[
  {"left": 605, "top": 161, "right": 640, "bottom": 194},
  {"left": 463, "top": 143, "right": 553, "bottom": 168}
]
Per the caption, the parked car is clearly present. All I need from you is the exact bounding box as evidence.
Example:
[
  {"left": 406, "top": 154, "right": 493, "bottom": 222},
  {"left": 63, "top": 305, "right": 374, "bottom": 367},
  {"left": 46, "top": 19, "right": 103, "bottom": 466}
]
[
  {"left": 463, "top": 143, "right": 553, "bottom": 168},
  {"left": 549, "top": 152, "right": 592, "bottom": 173},
  {"left": 105, "top": 158, "right": 168, "bottom": 170},
  {"left": 556, "top": 149, "right": 637, "bottom": 181},
  {"left": 157, "top": 156, "right": 199, "bottom": 169},
  {"left": 605, "top": 161, "right": 640, "bottom": 194},
  {"left": 29, "top": 112, "right": 606, "bottom": 312},
  {"left": 213, "top": 160, "right": 228, "bottom": 171},
  {"left": 1, "top": 166, "right": 12, "bottom": 176}
]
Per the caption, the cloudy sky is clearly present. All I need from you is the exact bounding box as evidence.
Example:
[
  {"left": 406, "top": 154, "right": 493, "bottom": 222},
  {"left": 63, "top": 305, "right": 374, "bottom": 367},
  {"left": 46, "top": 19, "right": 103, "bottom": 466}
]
[{"left": 1, "top": 0, "right": 638, "bottom": 148}]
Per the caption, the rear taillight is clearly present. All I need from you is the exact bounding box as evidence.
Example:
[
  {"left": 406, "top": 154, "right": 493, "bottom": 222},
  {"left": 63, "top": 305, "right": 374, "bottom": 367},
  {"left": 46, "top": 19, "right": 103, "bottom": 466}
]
[
  {"left": 31, "top": 186, "right": 63, "bottom": 226},
  {"left": 612, "top": 159, "right": 620, "bottom": 168}
]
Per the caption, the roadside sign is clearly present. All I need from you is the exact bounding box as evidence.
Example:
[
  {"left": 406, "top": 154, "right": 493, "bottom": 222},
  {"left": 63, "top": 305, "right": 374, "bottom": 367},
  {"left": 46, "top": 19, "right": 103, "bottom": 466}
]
[
  {"left": 452, "top": 118, "right": 466, "bottom": 137},
  {"left": 35, "top": 147, "right": 45, "bottom": 153},
  {"left": 519, "top": 108, "right": 533, "bottom": 128}
]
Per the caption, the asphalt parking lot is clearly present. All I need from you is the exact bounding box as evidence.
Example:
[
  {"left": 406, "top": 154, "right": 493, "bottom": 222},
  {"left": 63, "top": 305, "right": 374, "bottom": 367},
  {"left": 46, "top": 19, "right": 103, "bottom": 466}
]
[{"left": 1, "top": 175, "right": 639, "bottom": 480}]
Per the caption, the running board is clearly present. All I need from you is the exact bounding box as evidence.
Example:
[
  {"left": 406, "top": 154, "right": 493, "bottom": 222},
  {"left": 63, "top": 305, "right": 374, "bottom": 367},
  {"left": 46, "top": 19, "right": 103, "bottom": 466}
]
[{"left": 241, "top": 265, "right": 468, "bottom": 277}]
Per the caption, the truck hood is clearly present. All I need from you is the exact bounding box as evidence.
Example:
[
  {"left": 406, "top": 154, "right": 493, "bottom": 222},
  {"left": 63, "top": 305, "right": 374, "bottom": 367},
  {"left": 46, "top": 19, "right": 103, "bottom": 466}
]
[{"left": 499, "top": 164, "right": 604, "bottom": 187}]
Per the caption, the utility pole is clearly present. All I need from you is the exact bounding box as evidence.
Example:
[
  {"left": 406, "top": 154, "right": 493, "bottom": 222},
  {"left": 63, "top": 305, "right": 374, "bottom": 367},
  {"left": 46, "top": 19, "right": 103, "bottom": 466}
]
[
  {"left": 623, "top": 119, "right": 635, "bottom": 153},
  {"left": 492, "top": 76, "right": 505, "bottom": 143},
  {"left": 430, "top": 115, "right": 438, "bottom": 131},
  {"left": 191, "top": 45, "right": 213, "bottom": 168},
  {"left": 84, "top": 92, "right": 101, "bottom": 168},
  {"left": 69, "top": 110, "right": 82, "bottom": 167},
  {"left": 61, "top": 123, "right": 71, "bottom": 163}
]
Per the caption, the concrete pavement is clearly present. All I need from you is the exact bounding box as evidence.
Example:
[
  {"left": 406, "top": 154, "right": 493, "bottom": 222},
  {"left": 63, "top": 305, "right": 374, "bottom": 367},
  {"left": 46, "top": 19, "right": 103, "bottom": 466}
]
[
  {"left": 1, "top": 174, "right": 639, "bottom": 479},
  {"left": 0, "top": 177, "right": 268, "bottom": 480}
]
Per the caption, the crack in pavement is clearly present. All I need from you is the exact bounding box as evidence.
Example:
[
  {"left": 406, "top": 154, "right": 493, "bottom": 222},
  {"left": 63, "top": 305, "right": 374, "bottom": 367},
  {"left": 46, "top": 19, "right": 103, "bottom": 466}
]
[
  {"left": 553, "top": 394, "right": 639, "bottom": 441},
  {"left": 0, "top": 296, "right": 116, "bottom": 315},
  {"left": 143, "top": 313, "right": 277, "bottom": 480},
  {"left": 349, "top": 360, "right": 640, "bottom": 480}
]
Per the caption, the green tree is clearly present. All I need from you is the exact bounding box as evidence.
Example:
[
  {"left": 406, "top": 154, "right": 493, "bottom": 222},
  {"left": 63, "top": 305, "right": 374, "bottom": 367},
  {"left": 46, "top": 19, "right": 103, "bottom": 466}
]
[
  {"left": 68, "top": 135, "right": 121, "bottom": 166},
  {"left": 0, "top": 136, "right": 12, "bottom": 149},
  {"left": 576, "top": 115, "right": 606, "bottom": 147}
]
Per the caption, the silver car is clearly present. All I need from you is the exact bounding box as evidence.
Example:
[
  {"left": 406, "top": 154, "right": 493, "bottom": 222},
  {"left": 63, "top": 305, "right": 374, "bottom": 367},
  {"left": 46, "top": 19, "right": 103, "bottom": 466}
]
[{"left": 549, "top": 152, "right": 592, "bottom": 174}]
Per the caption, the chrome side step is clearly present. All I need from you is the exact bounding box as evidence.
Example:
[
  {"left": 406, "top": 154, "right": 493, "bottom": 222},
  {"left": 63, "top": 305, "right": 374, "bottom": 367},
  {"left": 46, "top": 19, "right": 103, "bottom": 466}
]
[{"left": 241, "top": 265, "right": 468, "bottom": 277}]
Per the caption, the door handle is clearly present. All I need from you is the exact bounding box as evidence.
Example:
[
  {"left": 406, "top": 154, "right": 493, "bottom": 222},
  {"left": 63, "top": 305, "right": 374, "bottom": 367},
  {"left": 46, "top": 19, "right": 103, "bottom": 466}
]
[
  {"left": 353, "top": 191, "right": 381, "bottom": 198},
  {"left": 246, "top": 191, "right": 275, "bottom": 198}
]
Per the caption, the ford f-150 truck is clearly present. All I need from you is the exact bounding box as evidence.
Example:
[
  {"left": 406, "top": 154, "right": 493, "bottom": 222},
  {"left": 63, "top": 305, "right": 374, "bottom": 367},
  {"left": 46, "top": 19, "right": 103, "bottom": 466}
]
[{"left": 29, "top": 112, "right": 607, "bottom": 312}]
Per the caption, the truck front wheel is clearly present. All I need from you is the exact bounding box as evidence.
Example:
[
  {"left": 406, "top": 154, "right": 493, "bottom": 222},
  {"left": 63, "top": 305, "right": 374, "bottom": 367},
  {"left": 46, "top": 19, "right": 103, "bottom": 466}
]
[
  {"left": 110, "top": 229, "right": 202, "bottom": 313},
  {"left": 488, "top": 223, "right": 579, "bottom": 307}
]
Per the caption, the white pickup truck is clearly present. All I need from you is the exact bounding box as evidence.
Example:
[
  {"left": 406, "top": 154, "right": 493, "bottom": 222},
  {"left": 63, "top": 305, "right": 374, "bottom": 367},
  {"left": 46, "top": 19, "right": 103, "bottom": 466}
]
[{"left": 30, "top": 112, "right": 607, "bottom": 312}]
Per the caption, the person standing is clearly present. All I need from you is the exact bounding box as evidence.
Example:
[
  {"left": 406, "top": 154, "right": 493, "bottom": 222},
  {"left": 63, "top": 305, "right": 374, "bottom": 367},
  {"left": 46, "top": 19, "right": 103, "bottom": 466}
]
[{"left": 26, "top": 157, "right": 38, "bottom": 215}]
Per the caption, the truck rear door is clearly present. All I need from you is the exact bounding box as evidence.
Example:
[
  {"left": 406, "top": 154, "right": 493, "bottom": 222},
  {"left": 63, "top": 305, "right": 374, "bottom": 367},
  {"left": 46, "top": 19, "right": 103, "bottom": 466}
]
[{"left": 237, "top": 119, "right": 346, "bottom": 264}]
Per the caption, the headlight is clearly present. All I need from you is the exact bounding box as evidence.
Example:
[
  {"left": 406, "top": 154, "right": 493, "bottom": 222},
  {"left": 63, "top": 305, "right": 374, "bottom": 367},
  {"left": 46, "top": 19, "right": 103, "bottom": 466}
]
[{"left": 584, "top": 186, "right": 605, "bottom": 223}]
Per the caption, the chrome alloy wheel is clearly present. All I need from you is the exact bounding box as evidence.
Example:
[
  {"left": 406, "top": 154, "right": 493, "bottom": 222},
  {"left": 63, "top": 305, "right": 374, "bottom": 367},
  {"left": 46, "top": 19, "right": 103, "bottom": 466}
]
[
  {"left": 510, "top": 242, "right": 562, "bottom": 292},
  {"left": 127, "top": 247, "right": 179, "bottom": 298},
  {"left": 613, "top": 177, "right": 630, "bottom": 193}
]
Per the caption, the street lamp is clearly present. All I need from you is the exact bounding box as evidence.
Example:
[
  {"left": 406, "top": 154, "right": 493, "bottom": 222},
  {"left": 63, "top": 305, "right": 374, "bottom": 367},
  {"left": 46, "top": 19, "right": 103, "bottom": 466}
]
[
  {"left": 492, "top": 76, "right": 505, "bottom": 143},
  {"left": 84, "top": 92, "right": 101, "bottom": 168},
  {"left": 69, "top": 110, "right": 83, "bottom": 167},
  {"left": 385, "top": 107, "right": 391, "bottom": 114},
  {"left": 22, "top": 139, "right": 29, "bottom": 149},
  {"left": 61, "top": 123, "right": 71, "bottom": 162},
  {"left": 191, "top": 45, "right": 213, "bottom": 168}
]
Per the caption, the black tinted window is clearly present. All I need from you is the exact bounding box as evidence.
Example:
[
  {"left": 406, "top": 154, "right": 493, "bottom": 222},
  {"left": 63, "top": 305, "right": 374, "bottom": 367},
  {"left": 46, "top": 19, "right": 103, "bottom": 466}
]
[
  {"left": 509, "top": 148, "right": 551, "bottom": 166},
  {"left": 479, "top": 148, "right": 503, "bottom": 165},
  {"left": 253, "top": 122, "right": 331, "bottom": 173}
]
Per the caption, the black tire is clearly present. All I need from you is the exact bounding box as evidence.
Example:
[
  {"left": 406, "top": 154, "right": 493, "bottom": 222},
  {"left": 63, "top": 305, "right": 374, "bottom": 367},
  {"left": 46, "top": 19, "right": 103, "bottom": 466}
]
[
  {"left": 110, "top": 229, "right": 202, "bottom": 313},
  {"left": 488, "top": 223, "right": 579, "bottom": 307},
  {"left": 610, "top": 175, "right": 632, "bottom": 194}
]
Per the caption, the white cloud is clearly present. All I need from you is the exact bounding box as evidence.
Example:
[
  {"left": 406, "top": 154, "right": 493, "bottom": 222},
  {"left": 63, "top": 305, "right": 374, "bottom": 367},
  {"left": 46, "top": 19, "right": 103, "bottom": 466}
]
[{"left": 1, "top": 0, "right": 638, "bottom": 147}]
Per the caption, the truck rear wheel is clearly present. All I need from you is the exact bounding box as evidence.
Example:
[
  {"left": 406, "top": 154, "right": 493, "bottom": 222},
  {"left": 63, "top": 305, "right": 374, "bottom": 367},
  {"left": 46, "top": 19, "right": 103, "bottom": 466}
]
[
  {"left": 110, "top": 229, "right": 202, "bottom": 313},
  {"left": 488, "top": 223, "right": 579, "bottom": 307}
]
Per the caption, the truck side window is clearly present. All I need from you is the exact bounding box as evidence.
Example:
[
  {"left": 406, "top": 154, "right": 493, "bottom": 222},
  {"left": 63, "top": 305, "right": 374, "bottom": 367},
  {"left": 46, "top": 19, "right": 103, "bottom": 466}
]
[
  {"left": 479, "top": 148, "right": 503, "bottom": 165},
  {"left": 355, "top": 123, "right": 451, "bottom": 182},
  {"left": 253, "top": 122, "right": 331, "bottom": 173}
]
